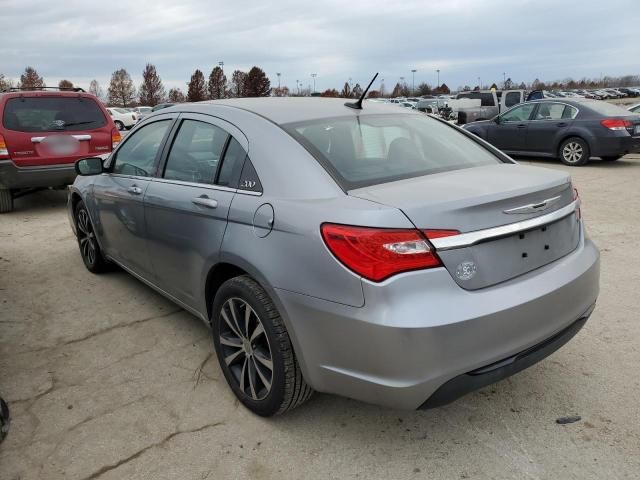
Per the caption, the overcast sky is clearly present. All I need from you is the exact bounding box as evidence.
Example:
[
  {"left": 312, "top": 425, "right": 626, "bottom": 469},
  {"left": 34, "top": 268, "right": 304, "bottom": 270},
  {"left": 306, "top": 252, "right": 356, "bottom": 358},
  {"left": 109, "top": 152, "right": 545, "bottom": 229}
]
[{"left": 2, "top": 0, "right": 637, "bottom": 93}]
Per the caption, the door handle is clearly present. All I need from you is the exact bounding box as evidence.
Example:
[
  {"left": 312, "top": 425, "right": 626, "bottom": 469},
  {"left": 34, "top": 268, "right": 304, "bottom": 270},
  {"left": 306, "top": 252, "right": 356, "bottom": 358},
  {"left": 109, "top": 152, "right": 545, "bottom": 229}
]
[
  {"left": 516, "top": 124, "right": 527, "bottom": 129},
  {"left": 556, "top": 122, "right": 568, "bottom": 127},
  {"left": 127, "top": 185, "right": 142, "bottom": 195},
  {"left": 192, "top": 196, "right": 218, "bottom": 209}
]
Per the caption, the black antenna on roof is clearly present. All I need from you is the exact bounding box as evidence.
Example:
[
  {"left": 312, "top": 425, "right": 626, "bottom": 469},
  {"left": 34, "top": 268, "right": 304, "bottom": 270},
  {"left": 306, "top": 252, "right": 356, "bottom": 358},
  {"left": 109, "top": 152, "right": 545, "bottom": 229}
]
[{"left": 344, "top": 72, "right": 378, "bottom": 110}]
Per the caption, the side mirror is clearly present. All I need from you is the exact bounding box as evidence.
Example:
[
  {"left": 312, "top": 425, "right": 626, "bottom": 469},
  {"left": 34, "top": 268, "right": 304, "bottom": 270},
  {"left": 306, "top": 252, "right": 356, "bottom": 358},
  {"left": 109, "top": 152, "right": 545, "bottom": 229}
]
[{"left": 75, "top": 157, "right": 104, "bottom": 176}]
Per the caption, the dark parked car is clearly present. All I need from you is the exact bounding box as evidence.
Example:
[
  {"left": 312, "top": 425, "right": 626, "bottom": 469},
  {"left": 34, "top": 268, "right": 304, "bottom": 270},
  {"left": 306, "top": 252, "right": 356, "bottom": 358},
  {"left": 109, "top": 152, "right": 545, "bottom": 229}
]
[
  {"left": 0, "top": 87, "right": 120, "bottom": 212},
  {"left": 151, "top": 103, "right": 175, "bottom": 112},
  {"left": 463, "top": 99, "right": 640, "bottom": 165}
]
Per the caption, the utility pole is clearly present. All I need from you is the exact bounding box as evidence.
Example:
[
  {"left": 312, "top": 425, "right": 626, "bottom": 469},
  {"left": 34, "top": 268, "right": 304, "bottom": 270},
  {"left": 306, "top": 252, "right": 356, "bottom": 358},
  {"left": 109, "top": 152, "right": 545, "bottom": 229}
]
[
  {"left": 411, "top": 69, "right": 417, "bottom": 95},
  {"left": 311, "top": 73, "right": 317, "bottom": 93}
]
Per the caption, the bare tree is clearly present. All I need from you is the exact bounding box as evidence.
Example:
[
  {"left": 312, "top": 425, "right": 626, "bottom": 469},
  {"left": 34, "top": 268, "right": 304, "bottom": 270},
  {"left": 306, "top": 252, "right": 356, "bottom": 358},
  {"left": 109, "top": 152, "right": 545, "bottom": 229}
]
[
  {"left": 340, "top": 82, "right": 351, "bottom": 98},
  {"left": 89, "top": 79, "right": 103, "bottom": 99},
  {"left": 0, "top": 74, "right": 13, "bottom": 92},
  {"left": 320, "top": 89, "right": 339, "bottom": 97},
  {"left": 187, "top": 69, "right": 207, "bottom": 102},
  {"left": 138, "top": 63, "right": 165, "bottom": 106},
  {"left": 108, "top": 69, "right": 136, "bottom": 107},
  {"left": 58, "top": 79, "right": 74, "bottom": 89},
  {"left": 228, "top": 70, "right": 248, "bottom": 97},
  {"left": 19, "top": 67, "right": 45, "bottom": 90},
  {"left": 244, "top": 67, "right": 271, "bottom": 97},
  {"left": 352, "top": 83, "right": 363, "bottom": 98},
  {"left": 207, "top": 66, "right": 226, "bottom": 99},
  {"left": 168, "top": 88, "right": 186, "bottom": 103},
  {"left": 272, "top": 86, "right": 290, "bottom": 97},
  {"left": 417, "top": 82, "right": 432, "bottom": 96}
]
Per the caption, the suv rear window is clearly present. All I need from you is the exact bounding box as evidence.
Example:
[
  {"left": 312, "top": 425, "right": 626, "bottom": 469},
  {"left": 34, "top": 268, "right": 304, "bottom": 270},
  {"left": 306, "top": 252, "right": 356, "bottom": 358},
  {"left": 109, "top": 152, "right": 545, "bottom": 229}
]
[
  {"left": 284, "top": 114, "right": 501, "bottom": 189},
  {"left": 2, "top": 97, "right": 107, "bottom": 132}
]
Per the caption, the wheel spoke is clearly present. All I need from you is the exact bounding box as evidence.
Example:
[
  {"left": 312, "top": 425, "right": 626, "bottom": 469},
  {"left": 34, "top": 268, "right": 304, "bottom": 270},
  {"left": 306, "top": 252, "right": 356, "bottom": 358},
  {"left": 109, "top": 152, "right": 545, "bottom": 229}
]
[
  {"left": 220, "top": 335, "right": 243, "bottom": 348},
  {"left": 221, "top": 307, "right": 242, "bottom": 339},
  {"left": 247, "top": 358, "right": 258, "bottom": 399},
  {"left": 244, "top": 304, "right": 252, "bottom": 339},
  {"left": 228, "top": 299, "right": 244, "bottom": 339},
  {"left": 251, "top": 356, "right": 271, "bottom": 391},
  {"left": 224, "top": 348, "right": 244, "bottom": 366},
  {"left": 249, "top": 322, "right": 264, "bottom": 342},
  {"left": 253, "top": 351, "right": 273, "bottom": 371},
  {"left": 239, "top": 356, "right": 248, "bottom": 392}
]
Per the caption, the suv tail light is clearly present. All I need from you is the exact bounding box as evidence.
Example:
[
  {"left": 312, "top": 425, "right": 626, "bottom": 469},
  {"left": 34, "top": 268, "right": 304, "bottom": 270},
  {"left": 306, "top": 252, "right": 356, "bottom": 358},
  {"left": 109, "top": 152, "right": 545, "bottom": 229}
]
[
  {"left": 321, "top": 224, "right": 458, "bottom": 282},
  {"left": 111, "top": 128, "right": 122, "bottom": 149},
  {"left": 600, "top": 118, "right": 632, "bottom": 131},
  {"left": 0, "top": 134, "right": 9, "bottom": 159}
]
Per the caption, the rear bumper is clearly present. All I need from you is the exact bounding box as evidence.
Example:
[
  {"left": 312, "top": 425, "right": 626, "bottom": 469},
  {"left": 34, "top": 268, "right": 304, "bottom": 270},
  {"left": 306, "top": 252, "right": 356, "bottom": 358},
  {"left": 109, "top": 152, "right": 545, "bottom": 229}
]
[
  {"left": 590, "top": 135, "right": 640, "bottom": 157},
  {"left": 0, "top": 160, "right": 76, "bottom": 190},
  {"left": 421, "top": 307, "right": 592, "bottom": 409},
  {"left": 275, "top": 226, "right": 600, "bottom": 410}
]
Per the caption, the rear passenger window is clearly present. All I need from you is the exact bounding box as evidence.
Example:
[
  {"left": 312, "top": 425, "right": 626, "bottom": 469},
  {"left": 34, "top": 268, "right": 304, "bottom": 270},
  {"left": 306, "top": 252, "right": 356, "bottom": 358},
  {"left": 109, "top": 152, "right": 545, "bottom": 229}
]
[
  {"left": 238, "top": 159, "right": 262, "bottom": 193},
  {"left": 164, "top": 120, "right": 228, "bottom": 184},
  {"left": 217, "top": 137, "right": 246, "bottom": 188},
  {"left": 535, "top": 103, "right": 566, "bottom": 120},
  {"left": 563, "top": 105, "right": 578, "bottom": 119}
]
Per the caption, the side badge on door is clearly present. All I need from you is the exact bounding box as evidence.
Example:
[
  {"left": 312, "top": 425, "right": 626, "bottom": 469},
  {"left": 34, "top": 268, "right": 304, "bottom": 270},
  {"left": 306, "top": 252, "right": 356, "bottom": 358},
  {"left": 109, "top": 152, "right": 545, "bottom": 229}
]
[{"left": 456, "top": 261, "right": 477, "bottom": 281}]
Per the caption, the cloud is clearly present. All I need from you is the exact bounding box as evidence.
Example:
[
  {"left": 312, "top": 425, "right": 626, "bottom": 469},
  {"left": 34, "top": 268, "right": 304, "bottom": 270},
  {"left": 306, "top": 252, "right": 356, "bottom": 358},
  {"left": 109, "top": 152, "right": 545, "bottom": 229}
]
[{"left": 1, "top": 0, "right": 637, "bottom": 91}]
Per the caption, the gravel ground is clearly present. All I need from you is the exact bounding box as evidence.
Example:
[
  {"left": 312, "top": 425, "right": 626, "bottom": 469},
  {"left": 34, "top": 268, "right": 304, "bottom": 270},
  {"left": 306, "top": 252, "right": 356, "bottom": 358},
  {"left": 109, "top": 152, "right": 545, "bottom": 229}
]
[{"left": 0, "top": 155, "right": 639, "bottom": 480}]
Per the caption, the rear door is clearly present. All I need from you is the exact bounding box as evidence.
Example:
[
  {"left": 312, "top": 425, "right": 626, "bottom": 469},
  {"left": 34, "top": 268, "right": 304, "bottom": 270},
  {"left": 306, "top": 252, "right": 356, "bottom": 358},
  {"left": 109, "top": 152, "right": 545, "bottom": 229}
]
[
  {"left": 526, "top": 102, "right": 578, "bottom": 155},
  {"left": 2, "top": 95, "right": 112, "bottom": 166},
  {"left": 489, "top": 103, "right": 536, "bottom": 152},
  {"left": 144, "top": 113, "right": 248, "bottom": 309},
  {"left": 92, "top": 115, "right": 175, "bottom": 278}
]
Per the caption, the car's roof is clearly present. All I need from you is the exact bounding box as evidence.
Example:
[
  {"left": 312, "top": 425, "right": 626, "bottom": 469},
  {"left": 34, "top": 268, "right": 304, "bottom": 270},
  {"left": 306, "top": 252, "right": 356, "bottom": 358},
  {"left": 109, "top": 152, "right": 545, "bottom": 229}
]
[{"left": 171, "top": 97, "right": 414, "bottom": 125}]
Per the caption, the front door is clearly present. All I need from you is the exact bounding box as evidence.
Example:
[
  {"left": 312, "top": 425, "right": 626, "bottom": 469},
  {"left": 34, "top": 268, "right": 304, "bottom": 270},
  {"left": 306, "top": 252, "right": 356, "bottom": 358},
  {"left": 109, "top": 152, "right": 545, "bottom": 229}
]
[
  {"left": 144, "top": 114, "right": 249, "bottom": 310},
  {"left": 489, "top": 103, "right": 536, "bottom": 152},
  {"left": 92, "top": 117, "right": 174, "bottom": 278}
]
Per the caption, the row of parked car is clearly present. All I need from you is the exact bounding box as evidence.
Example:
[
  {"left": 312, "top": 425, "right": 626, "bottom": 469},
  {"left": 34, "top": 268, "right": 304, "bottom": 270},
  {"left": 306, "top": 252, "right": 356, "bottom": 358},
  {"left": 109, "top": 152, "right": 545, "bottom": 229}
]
[
  {"left": 540, "top": 87, "right": 640, "bottom": 100},
  {"left": 106, "top": 104, "right": 176, "bottom": 131}
]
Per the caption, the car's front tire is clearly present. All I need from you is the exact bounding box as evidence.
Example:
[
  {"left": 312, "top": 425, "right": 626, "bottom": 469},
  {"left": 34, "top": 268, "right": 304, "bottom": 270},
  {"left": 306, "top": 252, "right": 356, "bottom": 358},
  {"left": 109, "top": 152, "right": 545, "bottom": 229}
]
[
  {"left": 74, "top": 201, "right": 109, "bottom": 273},
  {"left": 559, "top": 137, "right": 590, "bottom": 166},
  {"left": 211, "top": 275, "right": 313, "bottom": 416},
  {"left": 0, "top": 189, "right": 13, "bottom": 213}
]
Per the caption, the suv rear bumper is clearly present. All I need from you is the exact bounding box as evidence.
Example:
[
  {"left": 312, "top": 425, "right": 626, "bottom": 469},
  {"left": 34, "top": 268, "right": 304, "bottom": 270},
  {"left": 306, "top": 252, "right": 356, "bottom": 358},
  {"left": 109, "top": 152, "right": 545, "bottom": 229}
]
[{"left": 0, "top": 160, "right": 76, "bottom": 190}]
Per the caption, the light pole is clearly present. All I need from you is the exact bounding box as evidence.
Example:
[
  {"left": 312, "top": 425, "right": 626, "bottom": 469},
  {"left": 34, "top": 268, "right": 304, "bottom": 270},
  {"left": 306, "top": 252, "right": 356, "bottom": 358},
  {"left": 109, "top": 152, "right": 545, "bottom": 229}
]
[
  {"left": 311, "top": 73, "right": 317, "bottom": 93},
  {"left": 276, "top": 72, "right": 281, "bottom": 89},
  {"left": 296, "top": 80, "right": 300, "bottom": 95},
  {"left": 411, "top": 69, "right": 417, "bottom": 94},
  {"left": 436, "top": 69, "right": 440, "bottom": 88},
  {"left": 478, "top": 76, "right": 481, "bottom": 89},
  {"left": 218, "top": 61, "right": 224, "bottom": 69},
  {"left": 503, "top": 72, "right": 506, "bottom": 88}
]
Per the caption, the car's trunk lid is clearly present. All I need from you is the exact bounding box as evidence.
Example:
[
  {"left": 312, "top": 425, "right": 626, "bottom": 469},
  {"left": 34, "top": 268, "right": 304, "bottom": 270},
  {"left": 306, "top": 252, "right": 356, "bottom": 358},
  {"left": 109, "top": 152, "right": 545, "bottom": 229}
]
[{"left": 349, "top": 164, "right": 580, "bottom": 289}]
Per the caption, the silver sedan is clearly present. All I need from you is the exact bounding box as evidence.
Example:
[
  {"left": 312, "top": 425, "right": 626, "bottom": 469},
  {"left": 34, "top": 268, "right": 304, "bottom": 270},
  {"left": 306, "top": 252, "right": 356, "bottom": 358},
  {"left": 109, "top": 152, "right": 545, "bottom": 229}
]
[{"left": 68, "top": 98, "right": 600, "bottom": 416}]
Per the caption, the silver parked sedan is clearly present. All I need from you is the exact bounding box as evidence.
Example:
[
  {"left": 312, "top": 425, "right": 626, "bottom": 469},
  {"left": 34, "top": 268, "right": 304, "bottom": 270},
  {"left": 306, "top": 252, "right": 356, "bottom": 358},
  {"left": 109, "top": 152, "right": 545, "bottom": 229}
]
[{"left": 68, "top": 98, "right": 600, "bottom": 416}]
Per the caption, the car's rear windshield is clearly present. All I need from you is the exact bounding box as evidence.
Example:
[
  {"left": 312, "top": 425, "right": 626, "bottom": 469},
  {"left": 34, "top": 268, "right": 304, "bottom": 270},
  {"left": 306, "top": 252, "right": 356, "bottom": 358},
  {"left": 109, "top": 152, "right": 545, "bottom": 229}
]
[
  {"left": 584, "top": 101, "right": 636, "bottom": 117},
  {"left": 283, "top": 114, "right": 501, "bottom": 189},
  {"left": 2, "top": 96, "right": 107, "bottom": 132}
]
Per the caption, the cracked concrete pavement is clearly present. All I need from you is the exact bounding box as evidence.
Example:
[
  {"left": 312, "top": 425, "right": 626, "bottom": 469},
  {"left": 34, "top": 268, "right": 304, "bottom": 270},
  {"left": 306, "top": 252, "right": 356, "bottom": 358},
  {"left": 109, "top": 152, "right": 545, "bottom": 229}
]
[{"left": 1, "top": 156, "right": 639, "bottom": 479}]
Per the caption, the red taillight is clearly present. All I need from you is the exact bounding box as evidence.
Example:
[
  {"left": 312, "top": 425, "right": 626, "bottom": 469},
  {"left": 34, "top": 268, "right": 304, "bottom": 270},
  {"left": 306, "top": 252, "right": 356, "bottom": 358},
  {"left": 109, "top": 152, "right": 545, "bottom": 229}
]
[
  {"left": 321, "top": 224, "right": 458, "bottom": 282},
  {"left": 111, "top": 128, "right": 122, "bottom": 150},
  {"left": 600, "top": 118, "right": 632, "bottom": 130},
  {"left": 0, "top": 134, "right": 9, "bottom": 159}
]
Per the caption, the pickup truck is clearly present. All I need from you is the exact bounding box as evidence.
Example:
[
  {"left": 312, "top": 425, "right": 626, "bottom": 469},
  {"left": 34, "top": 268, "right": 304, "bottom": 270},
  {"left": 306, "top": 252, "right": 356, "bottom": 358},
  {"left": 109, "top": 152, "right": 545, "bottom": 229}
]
[{"left": 455, "top": 90, "right": 529, "bottom": 125}]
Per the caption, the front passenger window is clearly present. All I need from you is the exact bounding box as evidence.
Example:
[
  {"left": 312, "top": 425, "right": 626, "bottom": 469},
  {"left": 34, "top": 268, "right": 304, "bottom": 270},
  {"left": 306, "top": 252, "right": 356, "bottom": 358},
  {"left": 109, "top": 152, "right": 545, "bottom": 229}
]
[{"left": 113, "top": 120, "right": 171, "bottom": 176}]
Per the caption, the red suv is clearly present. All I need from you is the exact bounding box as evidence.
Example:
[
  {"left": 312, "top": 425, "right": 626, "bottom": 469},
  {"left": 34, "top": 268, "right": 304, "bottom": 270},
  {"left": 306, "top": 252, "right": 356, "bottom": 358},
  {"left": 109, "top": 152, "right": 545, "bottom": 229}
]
[{"left": 0, "top": 88, "right": 121, "bottom": 212}]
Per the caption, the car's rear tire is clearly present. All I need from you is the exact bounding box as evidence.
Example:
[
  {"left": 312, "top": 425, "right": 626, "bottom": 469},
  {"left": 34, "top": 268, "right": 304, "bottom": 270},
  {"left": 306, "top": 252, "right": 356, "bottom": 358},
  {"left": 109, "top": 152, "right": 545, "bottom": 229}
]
[
  {"left": 602, "top": 156, "right": 622, "bottom": 162},
  {"left": 0, "top": 189, "right": 13, "bottom": 213},
  {"left": 114, "top": 120, "right": 124, "bottom": 131},
  {"left": 211, "top": 275, "right": 313, "bottom": 416},
  {"left": 74, "top": 200, "right": 109, "bottom": 273},
  {"left": 0, "top": 396, "right": 9, "bottom": 443},
  {"left": 559, "top": 137, "right": 590, "bottom": 166}
]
